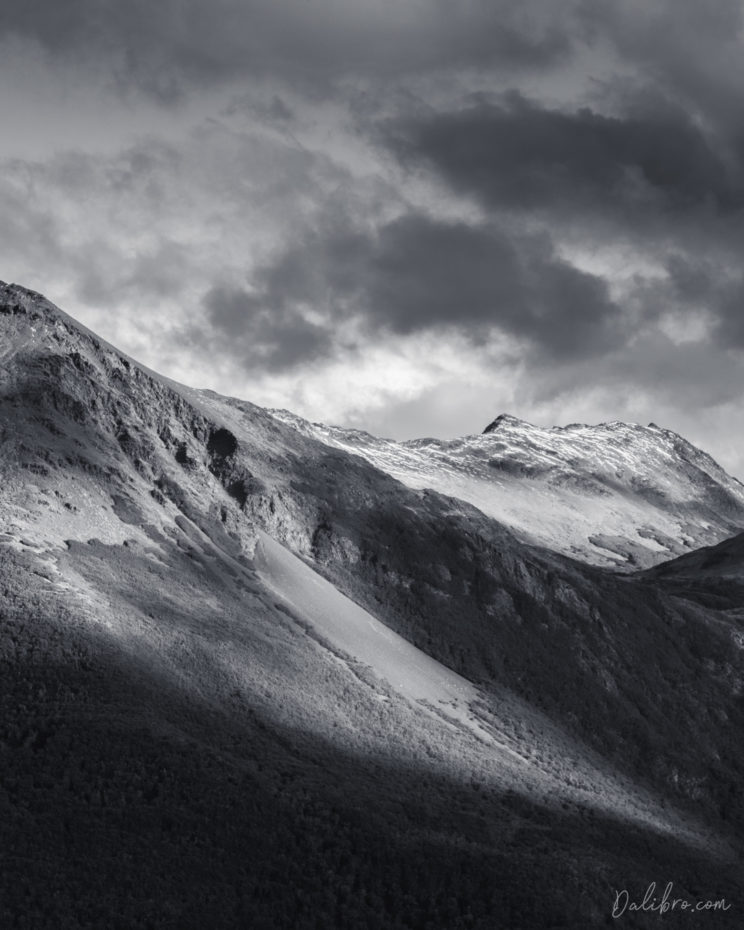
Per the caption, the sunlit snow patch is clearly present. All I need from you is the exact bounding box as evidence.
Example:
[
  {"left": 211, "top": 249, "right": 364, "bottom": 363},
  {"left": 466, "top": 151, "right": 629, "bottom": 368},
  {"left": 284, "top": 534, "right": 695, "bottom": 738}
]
[{"left": 254, "top": 530, "right": 518, "bottom": 752}]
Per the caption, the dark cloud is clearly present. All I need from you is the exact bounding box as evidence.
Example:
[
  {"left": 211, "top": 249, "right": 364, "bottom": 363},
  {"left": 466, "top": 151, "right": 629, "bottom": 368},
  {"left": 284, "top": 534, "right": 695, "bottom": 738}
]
[
  {"left": 662, "top": 256, "right": 744, "bottom": 350},
  {"left": 381, "top": 84, "right": 744, "bottom": 364},
  {"left": 362, "top": 216, "right": 622, "bottom": 359},
  {"left": 0, "top": 0, "right": 576, "bottom": 98},
  {"left": 531, "top": 330, "right": 744, "bottom": 414},
  {"left": 713, "top": 283, "right": 744, "bottom": 348},
  {"left": 200, "top": 211, "right": 625, "bottom": 370},
  {"left": 581, "top": 0, "right": 744, "bottom": 143},
  {"left": 387, "top": 94, "right": 742, "bottom": 219},
  {"left": 200, "top": 284, "right": 334, "bottom": 372}
]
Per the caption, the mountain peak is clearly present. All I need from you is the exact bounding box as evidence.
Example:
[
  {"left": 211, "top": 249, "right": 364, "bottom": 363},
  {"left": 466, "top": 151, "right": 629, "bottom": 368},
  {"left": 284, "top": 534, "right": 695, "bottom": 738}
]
[
  {"left": 0, "top": 282, "right": 133, "bottom": 377},
  {"left": 1, "top": 280, "right": 49, "bottom": 303},
  {"left": 0, "top": 280, "right": 64, "bottom": 324},
  {"left": 482, "top": 413, "right": 529, "bottom": 433}
]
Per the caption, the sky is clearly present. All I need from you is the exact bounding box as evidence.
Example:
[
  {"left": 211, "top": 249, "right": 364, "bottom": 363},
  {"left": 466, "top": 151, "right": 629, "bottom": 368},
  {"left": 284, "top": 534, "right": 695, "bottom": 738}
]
[{"left": 3, "top": 1, "right": 744, "bottom": 476}]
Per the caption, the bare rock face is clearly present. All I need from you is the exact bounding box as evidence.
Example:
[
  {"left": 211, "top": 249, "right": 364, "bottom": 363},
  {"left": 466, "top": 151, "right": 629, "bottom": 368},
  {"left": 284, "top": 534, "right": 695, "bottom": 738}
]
[{"left": 1, "top": 281, "right": 744, "bottom": 928}]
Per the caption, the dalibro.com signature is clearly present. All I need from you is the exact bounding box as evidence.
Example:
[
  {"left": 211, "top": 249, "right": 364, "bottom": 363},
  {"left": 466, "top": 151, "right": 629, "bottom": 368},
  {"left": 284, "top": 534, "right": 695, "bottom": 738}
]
[{"left": 612, "top": 882, "right": 732, "bottom": 918}]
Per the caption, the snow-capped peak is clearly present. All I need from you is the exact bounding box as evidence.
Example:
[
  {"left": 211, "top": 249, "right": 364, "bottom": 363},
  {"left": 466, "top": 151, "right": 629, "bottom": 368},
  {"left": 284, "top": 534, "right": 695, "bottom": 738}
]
[{"left": 270, "top": 408, "right": 744, "bottom": 570}]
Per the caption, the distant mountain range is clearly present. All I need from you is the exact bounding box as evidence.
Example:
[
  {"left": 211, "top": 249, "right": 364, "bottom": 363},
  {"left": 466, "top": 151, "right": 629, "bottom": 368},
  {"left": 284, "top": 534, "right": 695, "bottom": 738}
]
[
  {"left": 270, "top": 408, "right": 744, "bottom": 570},
  {"left": 1, "top": 281, "right": 743, "bottom": 929}
]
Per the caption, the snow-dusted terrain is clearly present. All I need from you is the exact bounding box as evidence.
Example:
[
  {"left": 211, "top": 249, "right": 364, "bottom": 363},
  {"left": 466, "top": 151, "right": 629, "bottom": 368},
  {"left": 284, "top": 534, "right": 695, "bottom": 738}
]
[
  {"left": 2, "top": 281, "right": 743, "bottom": 927},
  {"left": 256, "top": 530, "right": 480, "bottom": 721},
  {"left": 270, "top": 410, "right": 744, "bottom": 569}
]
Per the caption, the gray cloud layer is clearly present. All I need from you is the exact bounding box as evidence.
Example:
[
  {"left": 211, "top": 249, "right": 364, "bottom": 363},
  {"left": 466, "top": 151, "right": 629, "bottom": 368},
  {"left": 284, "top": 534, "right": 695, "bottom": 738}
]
[
  {"left": 203, "top": 284, "right": 335, "bottom": 371},
  {"left": 198, "top": 212, "right": 623, "bottom": 370},
  {"left": 388, "top": 95, "right": 742, "bottom": 216},
  {"left": 380, "top": 83, "right": 744, "bottom": 351},
  {"left": 0, "top": 0, "right": 575, "bottom": 98},
  {"left": 3, "top": 0, "right": 744, "bottom": 469}
]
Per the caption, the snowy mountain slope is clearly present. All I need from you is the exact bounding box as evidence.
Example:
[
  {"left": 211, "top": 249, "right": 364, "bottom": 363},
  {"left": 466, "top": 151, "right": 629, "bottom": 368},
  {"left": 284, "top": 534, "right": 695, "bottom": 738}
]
[
  {"left": 270, "top": 410, "right": 744, "bottom": 569},
  {"left": 2, "top": 280, "right": 744, "bottom": 926}
]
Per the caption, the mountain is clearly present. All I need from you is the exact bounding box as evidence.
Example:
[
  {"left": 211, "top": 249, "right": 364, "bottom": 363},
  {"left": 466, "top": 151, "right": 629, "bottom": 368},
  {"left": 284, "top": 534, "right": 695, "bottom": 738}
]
[
  {"left": 270, "top": 409, "right": 744, "bottom": 569},
  {"left": 643, "top": 527, "right": 744, "bottom": 610},
  {"left": 1, "top": 281, "right": 743, "bottom": 928}
]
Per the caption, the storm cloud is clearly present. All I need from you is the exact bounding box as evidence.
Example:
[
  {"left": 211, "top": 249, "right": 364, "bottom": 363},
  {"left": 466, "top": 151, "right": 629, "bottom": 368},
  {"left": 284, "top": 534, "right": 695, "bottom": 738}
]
[
  {"left": 381, "top": 86, "right": 744, "bottom": 375},
  {"left": 204, "top": 212, "right": 624, "bottom": 368},
  {"left": 388, "top": 95, "right": 742, "bottom": 217},
  {"left": 201, "top": 284, "right": 334, "bottom": 371}
]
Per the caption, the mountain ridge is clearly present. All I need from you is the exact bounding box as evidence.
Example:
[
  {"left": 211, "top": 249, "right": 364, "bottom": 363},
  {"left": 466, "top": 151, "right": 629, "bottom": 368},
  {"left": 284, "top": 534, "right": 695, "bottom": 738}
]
[
  {"left": 273, "top": 410, "right": 744, "bottom": 571},
  {"left": 270, "top": 405, "right": 744, "bottom": 569},
  {"left": 9, "top": 277, "right": 742, "bottom": 574}
]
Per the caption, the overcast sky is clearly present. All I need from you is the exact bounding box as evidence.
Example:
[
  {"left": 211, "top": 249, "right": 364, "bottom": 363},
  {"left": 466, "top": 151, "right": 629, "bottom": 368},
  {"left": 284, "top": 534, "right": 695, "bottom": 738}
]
[{"left": 3, "top": 1, "right": 744, "bottom": 475}]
